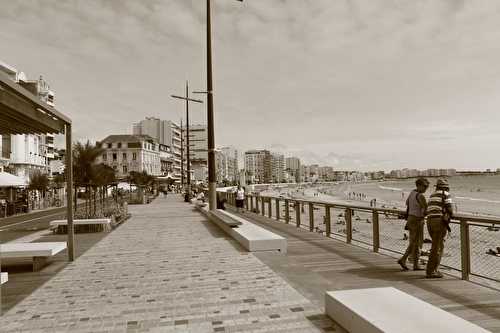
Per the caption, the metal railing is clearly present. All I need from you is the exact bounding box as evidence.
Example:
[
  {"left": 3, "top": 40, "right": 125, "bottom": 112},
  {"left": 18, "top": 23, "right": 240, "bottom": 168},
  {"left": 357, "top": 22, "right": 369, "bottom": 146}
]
[{"left": 220, "top": 191, "right": 500, "bottom": 284}]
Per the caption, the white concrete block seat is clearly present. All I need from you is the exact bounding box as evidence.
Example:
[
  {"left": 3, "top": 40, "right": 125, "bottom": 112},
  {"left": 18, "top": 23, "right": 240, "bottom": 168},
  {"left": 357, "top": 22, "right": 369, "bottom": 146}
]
[
  {"left": 203, "top": 208, "right": 287, "bottom": 254},
  {"left": 325, "top": 287, "right": 491, "bottom": 333},
  {"left": 1, "top": 272, "right": 8, "bottom": 285},
  {"left": 0, "top": 242, "right": 67, "bottom": 272},
  {"left": 50, "top": 218, "right": 112, "bottom": 234}
]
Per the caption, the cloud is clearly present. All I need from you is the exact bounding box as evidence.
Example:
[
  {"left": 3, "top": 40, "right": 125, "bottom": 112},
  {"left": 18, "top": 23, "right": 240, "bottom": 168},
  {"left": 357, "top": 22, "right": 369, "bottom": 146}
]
[{"left": 1, "top": 0, "right": 500, "bottom": 171}]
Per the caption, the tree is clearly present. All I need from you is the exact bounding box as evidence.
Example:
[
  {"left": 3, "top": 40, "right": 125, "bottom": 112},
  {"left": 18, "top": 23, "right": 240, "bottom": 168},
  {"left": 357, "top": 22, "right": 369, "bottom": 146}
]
[
  {"left": 29, "top": 171, "right": 49, "bottom": 209},
  {"left": 128, "top": 170, "right": 155, "bottom": 203},
  {"left": 93, "top": 163, "right": 116, "bottom": 213},
  {"left": 72, "top": 141, "right": 104, "bottom": 217}
]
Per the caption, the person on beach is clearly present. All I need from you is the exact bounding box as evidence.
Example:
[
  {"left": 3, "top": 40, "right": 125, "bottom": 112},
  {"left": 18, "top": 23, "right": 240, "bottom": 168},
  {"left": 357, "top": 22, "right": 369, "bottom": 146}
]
[
  {"left": 398, "top": 177, "right": 429, "bottom": 271},
  {"left": 425, "top": 178, "right": 454, "bottom": 279},
  {"left": 235, "top": 185, "right": 245, "bottom": 213}
]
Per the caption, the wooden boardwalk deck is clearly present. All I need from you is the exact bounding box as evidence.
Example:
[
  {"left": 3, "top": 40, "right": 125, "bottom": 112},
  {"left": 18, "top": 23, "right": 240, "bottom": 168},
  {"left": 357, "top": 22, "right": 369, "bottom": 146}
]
[{"left": 230, "top": 208, "right": 500, "bottom": 332}]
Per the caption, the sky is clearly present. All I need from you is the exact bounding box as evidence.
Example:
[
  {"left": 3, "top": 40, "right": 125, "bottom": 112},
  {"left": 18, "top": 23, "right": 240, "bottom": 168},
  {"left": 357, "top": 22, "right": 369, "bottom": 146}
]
[{"left": 1, "top": 0, "right": 500, "bottom": 171}]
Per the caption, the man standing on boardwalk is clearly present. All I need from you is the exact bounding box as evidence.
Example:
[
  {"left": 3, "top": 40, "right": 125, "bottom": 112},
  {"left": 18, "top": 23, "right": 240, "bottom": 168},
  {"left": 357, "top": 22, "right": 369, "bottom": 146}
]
[
  {"left": 398, "top": 177, "right": 429, "bottom": 271},
  {"left": 425, "top": 178, "right": 454, "bottom": 279}
]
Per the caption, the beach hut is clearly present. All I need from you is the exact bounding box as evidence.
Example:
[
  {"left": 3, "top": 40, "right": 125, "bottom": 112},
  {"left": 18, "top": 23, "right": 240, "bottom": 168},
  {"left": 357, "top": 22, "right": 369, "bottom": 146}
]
[{"left": 0, "top": 70, "right": 74, "bottom": 314}]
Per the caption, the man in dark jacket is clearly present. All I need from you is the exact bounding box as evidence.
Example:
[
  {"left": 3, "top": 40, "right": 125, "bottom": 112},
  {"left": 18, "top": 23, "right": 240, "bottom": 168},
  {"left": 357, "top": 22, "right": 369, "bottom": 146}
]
[{"left": 425, "top": 178, "right": 454, "bottom": 278}]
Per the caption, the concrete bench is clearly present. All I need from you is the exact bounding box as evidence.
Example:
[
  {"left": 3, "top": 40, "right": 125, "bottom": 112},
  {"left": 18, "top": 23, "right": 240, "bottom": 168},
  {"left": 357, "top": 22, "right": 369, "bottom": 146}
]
[
  {"left": 325, "top": 287, "right": 490, "bottom": 333},
  {"left": 0, "top": 242, "right": 67, "bottom": 272},
  {"left": 201, "top": 207, "right": 286, "bottom": 254},
  {"left": 1, "top": 272, "right": 7, "bottom": 285},
  {"left": 50, "top": 218, "right": 112, "bottom": 234}
]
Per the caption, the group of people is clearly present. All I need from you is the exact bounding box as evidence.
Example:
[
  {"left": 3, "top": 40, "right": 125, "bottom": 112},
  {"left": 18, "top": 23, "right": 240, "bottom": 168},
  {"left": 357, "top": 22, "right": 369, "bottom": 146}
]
[{"left": 398, "top": 177, "right": 453, "bottom": 279}]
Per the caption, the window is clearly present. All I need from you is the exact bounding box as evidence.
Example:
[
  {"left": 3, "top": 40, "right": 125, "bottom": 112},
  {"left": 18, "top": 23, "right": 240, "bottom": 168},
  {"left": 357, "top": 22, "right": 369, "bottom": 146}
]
[
  {"left": 132, "top": 152, "right": 137, "bottom": 161},
  {"left": 122, "top": 153, "right": 127, "bottom": 160},
  {"left": 117, "top": 142, "right": 122, "bottom": 148},
  {"left": 123, "top": 165, "right": 128, "bottom": 173},
  {"left": 102, "top": 154, "right": 107, "bottom": 161},
  {"left": 107, "top": 143, "right": 112, "bottom": 148},
  {"left": 112, "top": 153, "right": 117, "bottom": 161}
]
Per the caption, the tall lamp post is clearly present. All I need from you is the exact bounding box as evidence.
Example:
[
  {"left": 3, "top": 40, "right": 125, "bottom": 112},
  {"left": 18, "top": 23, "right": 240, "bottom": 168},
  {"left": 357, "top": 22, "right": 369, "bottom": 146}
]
[
  {"left": 204, "top": 0, "right": 243, "bottom": 210},
  {"left": 172, "top": 81, "right": 203, "bottom": 201}
]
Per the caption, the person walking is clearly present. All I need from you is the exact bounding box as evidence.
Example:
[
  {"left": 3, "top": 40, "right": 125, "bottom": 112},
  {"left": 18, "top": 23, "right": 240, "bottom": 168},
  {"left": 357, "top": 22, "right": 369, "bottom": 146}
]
[
  {"left": 425, "top": 178, "right": 454, "bottom": 279},
  {"left": 235, "top": 185, "right": 245, "bottom": 213},
  {"left": 398, "top": 178, "right": 429, "bottom": 271}
]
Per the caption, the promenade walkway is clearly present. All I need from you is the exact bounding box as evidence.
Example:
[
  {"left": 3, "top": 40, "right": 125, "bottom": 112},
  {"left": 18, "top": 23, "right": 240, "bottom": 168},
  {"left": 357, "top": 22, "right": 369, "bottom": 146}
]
[
  {"left": 0, "top": 195, "right": 336, "bottom": 332},
  {"left": 227, "top": 207, "right": 500, "bottom": 332}
]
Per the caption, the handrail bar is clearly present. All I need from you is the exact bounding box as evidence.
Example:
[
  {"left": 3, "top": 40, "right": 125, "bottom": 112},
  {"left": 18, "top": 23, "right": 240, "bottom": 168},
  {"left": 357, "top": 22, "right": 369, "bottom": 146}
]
[{"left": 247, "top": 194, "right": 500, "bottom": 225}]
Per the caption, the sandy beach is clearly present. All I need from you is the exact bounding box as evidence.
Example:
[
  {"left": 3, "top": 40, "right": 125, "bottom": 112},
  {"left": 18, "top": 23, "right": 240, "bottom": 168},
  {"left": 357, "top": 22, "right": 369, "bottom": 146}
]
[{"left": 260, "top": 180, "right": 500, "bottom": 286}]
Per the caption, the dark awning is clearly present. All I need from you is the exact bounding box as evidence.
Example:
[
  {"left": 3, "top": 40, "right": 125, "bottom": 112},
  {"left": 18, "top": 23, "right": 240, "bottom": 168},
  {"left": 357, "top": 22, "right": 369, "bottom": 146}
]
[{"left": 0, "top": 70, "right": 71, "bottom": 135}]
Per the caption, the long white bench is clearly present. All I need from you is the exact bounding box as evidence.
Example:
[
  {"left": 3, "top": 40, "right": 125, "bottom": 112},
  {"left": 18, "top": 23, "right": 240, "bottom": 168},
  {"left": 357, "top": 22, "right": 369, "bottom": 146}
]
[
  {"left": 50, "top": 218, "right": 112, "bottom": 233},
  {"left": 198, "top": 206, "right": 286, "bottom": 254},
  {"left": 0, "top": 242, "right": 67, "bottom": 272},
  {"left": 1, "top": 272, "right": 7, "bottom": 285},
  {"left": 325, "top": 287, "right": 491, "bottom": 333}
]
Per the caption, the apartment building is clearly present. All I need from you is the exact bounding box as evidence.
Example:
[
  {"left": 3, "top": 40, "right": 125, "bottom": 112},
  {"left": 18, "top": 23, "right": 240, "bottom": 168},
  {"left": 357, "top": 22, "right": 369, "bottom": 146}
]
[
  {"left": 132, "top": 118, "right": 182, "bottom": 181},
  {"left": 0, "top": 61, "right": 55, "bottom": 180},
  {"left": 98, "top": 135, "right": 161, "bottom": 179},
  {"left": 244, "top": 150, "right": 271, "bottom": 184}
]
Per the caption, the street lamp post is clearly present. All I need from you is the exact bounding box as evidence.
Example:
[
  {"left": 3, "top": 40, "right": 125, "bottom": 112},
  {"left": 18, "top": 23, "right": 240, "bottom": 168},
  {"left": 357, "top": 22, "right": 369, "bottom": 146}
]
[
  {"left": 172, "top": 81, "right": 203, "bottom": 202},
  {"left": 205, "top": 0, "right": 243, "bottom": 210}
]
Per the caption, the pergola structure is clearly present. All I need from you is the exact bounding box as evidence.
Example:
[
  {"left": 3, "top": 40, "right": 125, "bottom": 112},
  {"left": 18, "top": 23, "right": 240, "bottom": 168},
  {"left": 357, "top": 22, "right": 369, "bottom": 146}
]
[{"left": 0, "top": 70, "right": 74, "bottom": 313}]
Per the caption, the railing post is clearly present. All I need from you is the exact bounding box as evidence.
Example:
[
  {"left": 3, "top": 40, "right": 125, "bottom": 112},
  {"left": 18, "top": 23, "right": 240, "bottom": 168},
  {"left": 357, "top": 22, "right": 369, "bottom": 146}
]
[
  {"left": 295, "top": 201, "right": 301, "bottom": 227},
  {"left": 268, "top": 198, "right": 272, "bottom": 218},
  {"left": 345, "top": 208, "right": 352, "bottom": 243},
  {"left": 261, "top": 197, "right": 265, "bottom": 216},
  {"left": 245, "top": 196, "right": 248, "bottom": 211},
  {"left": 460, "top": 219, "right": 471, "bottom": 280},
  {"left": 372, "top": 210, "right": 379, "bottom": 252},
  {"left": 309, "top": 202, "right": 314, "bottom": 232},
  {"left": 325, "top": 205, "right": 331, "bottom": 237},
  {"left": 250, "top": 195, "right": 254, "bottom": 212},
  {"left": 275, "top": 198, "right": 280, "bottom": 220},
  {"left": 255, "top": 196, "right": 259, "bottom": 214},
  {"left": 284, "top": 199, "right": 290, "bottom": 224}
]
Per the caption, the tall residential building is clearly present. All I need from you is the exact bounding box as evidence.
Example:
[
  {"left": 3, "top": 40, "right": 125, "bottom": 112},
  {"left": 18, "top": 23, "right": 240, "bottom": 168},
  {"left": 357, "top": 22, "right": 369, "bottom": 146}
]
[
  {"left": 132, "top": 118, "right": 182, "bottom": 181},
  {"left": 271, "top": 153, "right": 285, "bottom": 183},
  {"left": 220, "top": 146, "right": 239, "bottom": 183},
  {"left": 97, "top": 135, "right": 161, "bottom": 179},
  {"left": 0, "top": 61, "right": 55, "bottom": 180},
  {"left": 285, "top": 156, "right": 301, "bottom": 183},
  {"left": 244, "top": 150, "right": 271, "bottom": 184}
]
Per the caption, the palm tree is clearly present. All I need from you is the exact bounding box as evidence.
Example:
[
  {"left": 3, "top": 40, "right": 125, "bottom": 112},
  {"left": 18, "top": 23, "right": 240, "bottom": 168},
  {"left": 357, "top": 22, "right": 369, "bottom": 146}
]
[
  {"left": 72, "top": 141, "right": 103, "bottom": 217},
  {"left": 93, "top": 163, "right": 116, "bottom": 214}
]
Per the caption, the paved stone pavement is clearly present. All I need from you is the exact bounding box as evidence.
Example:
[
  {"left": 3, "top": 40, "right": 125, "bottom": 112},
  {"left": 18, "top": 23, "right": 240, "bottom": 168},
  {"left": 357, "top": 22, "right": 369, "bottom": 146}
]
[{"left": 0, "top": 195, "right": 337, "bottom": 332}]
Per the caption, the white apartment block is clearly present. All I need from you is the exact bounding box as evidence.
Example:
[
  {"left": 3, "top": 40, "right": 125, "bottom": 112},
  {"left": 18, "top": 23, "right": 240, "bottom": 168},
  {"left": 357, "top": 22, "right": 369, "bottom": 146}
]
[
  {"left": 98, "top": 135, "right": 161, "bottom": 179},
  {"left": 133, "top": 118, "right": 182, "bottom": 181},
  {"left": 0, "top": 61, "right": 56, "bottom": 180}
]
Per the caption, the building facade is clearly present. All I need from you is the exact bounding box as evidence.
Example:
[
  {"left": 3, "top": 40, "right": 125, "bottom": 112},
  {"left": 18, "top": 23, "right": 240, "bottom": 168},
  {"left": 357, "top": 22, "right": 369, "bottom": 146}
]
[
  {"left": 244, "top": 150, "right": 271, "bottom": 184},
  {"left": 285, "top": 156, "right": 301, "bottom": 183},
  {"left": 0, "top": 61, "right": 55, "bottom": 180},
  {"left": 97, "top": 135, "right": 161, "bottom": 179},
  {"left": 271, "top": 153, "right": 285, "bottom": 183},
  {"left": 133, "top": 118, "right": 182, "bottom": 182}
]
